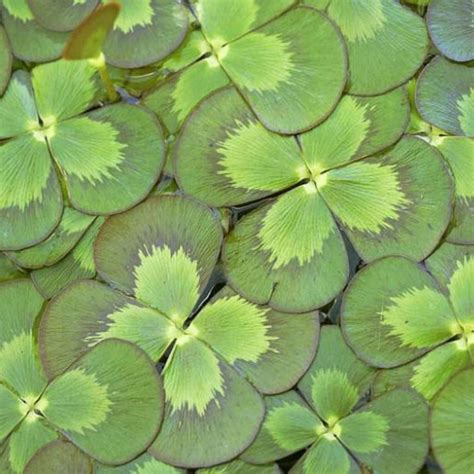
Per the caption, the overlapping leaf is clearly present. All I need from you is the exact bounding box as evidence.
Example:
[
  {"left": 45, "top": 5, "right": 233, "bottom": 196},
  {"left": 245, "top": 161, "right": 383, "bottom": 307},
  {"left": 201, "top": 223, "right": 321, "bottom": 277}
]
[
  {"left": 39, "top": 195, "right": 319, "bottom": 467},
  {"left": 0, "top": 279, "right": 164, "bottom": 472},
  {"left": 174, "top": 86, "right": 451, "bottom": 312},
  {"left": 342, "top": 242, "right": 474, "bottom": 400},
  {"left": 0, "top": 59, "right": 164, "bottom": 250},
  {"left": 241, "top": 327, "right": 428, "bottom": 473}
]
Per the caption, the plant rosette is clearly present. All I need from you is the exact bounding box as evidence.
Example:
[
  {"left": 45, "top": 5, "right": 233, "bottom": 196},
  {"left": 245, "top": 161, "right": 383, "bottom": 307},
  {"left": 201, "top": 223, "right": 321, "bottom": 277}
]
[
  {"left": 342, "top": 242, "right": 474, "bottom": 403},
  {"left": 240, "top": 326, "right": 429, "bottom": 473},
  {"left": 0, "top": 58, "right": 165, "bottom": 251},
  {"left": 0, "top": 279, "right": 164, "bottom": 473},
  {"left": 38, "top": 195, "right": 319, "bottom": 468},
  {"left": 145, "top": 0, "right": 348, "bottom": 135},
  {"left": 173, "top": 85, "right": 452, "bottom": 313}
]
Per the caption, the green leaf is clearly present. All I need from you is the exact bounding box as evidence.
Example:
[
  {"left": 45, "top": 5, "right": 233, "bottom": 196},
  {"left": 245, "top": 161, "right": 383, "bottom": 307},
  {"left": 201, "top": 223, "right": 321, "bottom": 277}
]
[
  {"left": 49, "top": 104, "right": 165, "bottom": 214},
  {"left": 198, "top": 459, "right": 281, "bottom": 474},
  {"left": 0, "top": 135, "right": 63, "bottom": 251},
  {"left": 31, "top": 217, "right": 104, "bottom": 299},
  {"left": 192, "top": 287, "right": 319, "bottom": 394},
  {"left": 174, "top": 87, "right": 303, "bottom": 206},
  {"left": 63, "top": 2, "right": 118, "bottom": 59},
  {"left": 348, "top": 390, "right": 428, "bottom": 473},
  {"left": 416, "top": 56, "right": 474, "bottom": 136},
  {"left": 310, "top": 369, "right": 359, "bottom": 424},
  {"left": 32, "top": 59, "right": 99, "bottom": 123},
  {"left": 431, "top": 368, "right": 474, "bottom": 474},
  {"left": 102, "top": 0, "right": 189, "bottom": 68},
  {"left": 223, "top": 188, "right": 348, "bottom": 313},
  {"left": 0, "top": 71, "right": 39, "bottom": 139},
  {"left": 427, "top": 0, "right": 474, "bottom": 62},
  {"left": 95, "top": 453, "right": 186, "bottom": 474},
  {"left": 436, "top": 137, "right": 474, "bottom": 244},
  {"left": 1, "top": 416, "right": 57, "bottom": 474},
  {"left": 24, "top": 440, "right": 92, "bottom": 474},
  {"left": 0, "top": 280, "right": 47, "bottom": 399},
  {"left": 41, "top": 339, "right": 164, "bottom": 465},
  {"left": 329, "top": 137, "right": 452, "bottom": 262},
  {"left": 0, "top": 254, "right": 23, "bottom": 282},
  {"left": 6, "top": 208, "right": 95, "bottom": 269},
  {"left": 221, "top": 6, "right": 346, "bottom": 134},
  {"left": 0, "top": 384, "right": 23, "bottom": 440},
  {"left": 447, "top": 253, "right": 474, "bottom": 327},
  {"left": 316, "top": 0, "right": 428, "bottom": 95},
  {"left": 0, "top": 26, "right": 12, "bottom": 96},
  {"left": 95, "top": 196, "right": 222, "bottom": 308},
  {"left": 341, "top": 256, "right": 456, "bottom": 367},
  {"left": 298, "top": 326, "right": 376, "bottom": 403},
  {"left": 1, "top": 4, "right": 69, "bottom": 62}
]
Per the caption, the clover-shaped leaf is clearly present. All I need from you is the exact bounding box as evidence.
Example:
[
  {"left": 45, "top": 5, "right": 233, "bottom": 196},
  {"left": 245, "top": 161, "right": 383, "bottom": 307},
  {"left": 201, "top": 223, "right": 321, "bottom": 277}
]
[
  {"left": 1, "top": 0, "right": 69, "bottom": 62},
  {"left": 101, "top": 0, "right": 189, "bottom": 68},
  {"left": 342, "top": 242, "right": 474, "bottom": 401},
  {"left": 305, "top": 0, "right": 429, "bottom": 95},
  {"left": 0, "top": 59, "right": 165, "bottom": 250},
  {"left": 38, "top": 195, "right": 319, "bottom": 467},
  {"left": 416, "top": 56, "right": 474, "bottom": 137},
  {"left": 0, "top": 25, "right": 12, "bottom": 95},
  {"left": 146, "top": 1, "right": 347, "bottom": 134},
  {"left": 426, "top": 0, "right": 474, "bottom": 62},
  {"left": 0, "top": 279, "right": 164, "bottom": 472},
  {"left": 198, "top": 459, "right": 281, "bottom": 474},
  {"left": 95, "top": 452, "right": 186, "bottom": 474},
  {"left": 431, "top": 368, "right": 474, "bottom": 474},
  {"left": 241, "top": 326, "right": 429, "bottom": 473},
  {"left": 174, "top": 86, "right": 451, "bottom": 312}
]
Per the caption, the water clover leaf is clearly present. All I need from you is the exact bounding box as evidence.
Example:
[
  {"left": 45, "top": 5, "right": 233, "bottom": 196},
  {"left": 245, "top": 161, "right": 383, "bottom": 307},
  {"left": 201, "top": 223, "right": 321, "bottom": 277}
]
[
  {"left": 0, "top": 25, "right": 12, "bottom": 96},
  {"left": 435, "top": 137, "right": 474, "bottom": 244},
  {"left": 146, "top": 1, "right": 347, "bottom": 134},
  {"left": 242, "top": 327, "right": 429, "bottom": 473},
  {"left": 426, "top": 0, "right": 474, "bottom": 62},
  {"left": 95, "top": 452, "right": 186, "bottom": 474},
  {"left": 0, "top": 254, "right": 23, "bottom": 282},
  {"left": 431, "top": 368, "right": 474, "bottom": 474},
  {"left": 30, "top": 216, "right": 104, "bottom": 299},
  {"left": 38, "top": 195, "right": 319, "bottom": 467},
  {"left": 341, "top": 243, "right": 474, "bottom": 401},
  {"left": 0, "top": 59, "right": 165, "bottom": 250},
  {"left": 197, "top": 459, "right": 281, "bottom": 474},
  {"left": 0, "top": 279, "right": 164, "bottom": 472},
  {"left": 27, "top": 0, "right": 99, "bottom": 33},
  {"left": 305, "top": 0, "right": 429, "bottom": 95},
  {"left": 416, "top": 56, "right": 474, "bottom": 137},
  {"left": 174, "top": 86, "right": 451, "bottom": 312},
  {"left": 101, "top": 0, "right": 189, "bottom": 68},
  {"left": 1, "top": 0, "right": 69, "bottom": 62},
  {"left": 24, "top": 440, "right": 92, "bottom": 474}
]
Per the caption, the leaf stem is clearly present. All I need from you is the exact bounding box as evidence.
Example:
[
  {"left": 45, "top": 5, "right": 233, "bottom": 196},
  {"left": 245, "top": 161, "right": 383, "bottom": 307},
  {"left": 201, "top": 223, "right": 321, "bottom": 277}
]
[{"left": 89, "top": 52, "right": 118, "bottom": 102}]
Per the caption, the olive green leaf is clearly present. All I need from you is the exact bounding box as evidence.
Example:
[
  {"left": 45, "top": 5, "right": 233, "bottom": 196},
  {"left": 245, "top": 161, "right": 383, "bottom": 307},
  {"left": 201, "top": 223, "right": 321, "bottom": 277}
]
[
  {"left": 427, "top": 0, "right": 474, "bottom": 62},
  {"left": 174, "top": 86, "right": 450, "bottom": 312},
  {"left": 28, "top": 0, "right": 99, "bottom": 33},
  {"left": 146, "top": 2, "right": 347, "bottom": 134},
  {"left": 0, "top": 254, "right": 23, "bottom": 282},
  {"left": 342, "top": 244, "right": 474, "bottom": 400},
  {"left": 95, "top": 452, "right": 186, "bottom": 474},
  {"left": 24, "top": 440, "right": 91, "bottom": 474},
  {"left": 198, "top": 459, "right": 281, "bottom": 474},
  {"left": 0, "top": 26, "right": 12, "bottom": 95},
  {"left": 0, "top": 59, "right": 164, "bottom": 250},
  {"left": 101, "top": 0, "right": 189, "bottom": 68},
  {"left": 0, "top": 279, "right": 164, "bottom": 471},
  {"left": 1, "top": 0, "right": 69, "bottom": 62},
  {"left": 435, "top": 137, "right": 474, "bottom": 244},
  {"left": 242, "top": 327, "right": 428, "bottom": 473},
  {"left": 306, "top": 0, "right": 428, "bottom": 95},
  {"left": 6, "top": 208, "right": 96, "bottom": 269},
  {"left": 431, "top": 368, "right": 474, "bottom": 474},
  {"left": 38, "top": 195, "right": 318, "bottom": 468},
  {"left": 416, "top": 56, "right": 474, "bottom": 136},
  {"left": 31, "top": 217, "right": 104, "bottom": 298}
]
